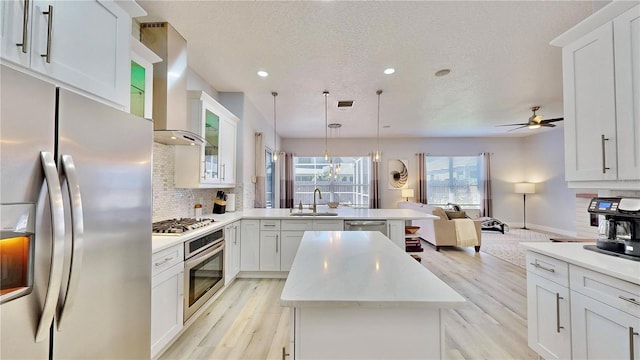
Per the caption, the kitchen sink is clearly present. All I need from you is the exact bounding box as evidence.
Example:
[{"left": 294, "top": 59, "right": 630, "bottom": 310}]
[{"left": 289, "top": 212, "right": 339, "bottom": 216}]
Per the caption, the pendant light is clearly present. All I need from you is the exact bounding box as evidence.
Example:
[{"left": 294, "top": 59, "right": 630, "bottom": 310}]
[
  {"left": 373, "top": 90, "right": 383, "bottom": 162},
  {"left": 323, "top": 91, "right": 329, "bottom": 161},
  {"left": 272, "top": 91, "right": 278, "bottom": 161}
]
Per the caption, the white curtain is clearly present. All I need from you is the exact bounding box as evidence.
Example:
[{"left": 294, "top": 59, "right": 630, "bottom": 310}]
[{"left": 254, "top": 132, "right": 266, "bottom": 208}]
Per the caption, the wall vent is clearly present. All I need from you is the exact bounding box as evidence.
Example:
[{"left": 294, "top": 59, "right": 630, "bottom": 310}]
[{"left": 337, "top": 100, "right": 354, "bottom": 108}]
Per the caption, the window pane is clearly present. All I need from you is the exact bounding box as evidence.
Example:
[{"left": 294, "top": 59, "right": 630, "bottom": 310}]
[
  {"left": 265, "top": 149, "right": 274, "bottom": 208},
  {"left": 292, "top": 157, "right": 370, "bottom": 208},
  {"left": 426, "top": 156, "right": 480, "bottom": 206}
]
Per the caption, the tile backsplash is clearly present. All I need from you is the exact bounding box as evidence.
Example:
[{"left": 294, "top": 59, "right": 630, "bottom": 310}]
[{"left": 152, "top": 142, "right": 241, "bottom": 221}]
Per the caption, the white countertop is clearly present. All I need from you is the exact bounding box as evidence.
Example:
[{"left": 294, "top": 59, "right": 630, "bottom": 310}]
[
  {"left": 520, "top": 242, "right": 640, "bottom": 285},
  {"left": 280, "top": 231, "right": 466, "bottom": 308},
  {"left": 152, "top": 207, "right": 435, "bottom": 253}
]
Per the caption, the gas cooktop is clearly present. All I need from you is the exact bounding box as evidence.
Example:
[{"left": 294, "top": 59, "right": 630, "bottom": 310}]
[{"left": 152, "top": 218, "right": 214, "bottom": 235}]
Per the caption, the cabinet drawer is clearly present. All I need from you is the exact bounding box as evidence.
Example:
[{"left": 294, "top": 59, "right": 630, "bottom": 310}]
[
  {"left": 260, "top": 219, "right": 281, "bottom": 231},
  {"left": 526, "top": 252, "right": 569, "bottom": 287},
  {"left": 570, "top": 265, "right": 640, "bottom": 317},
  {"left": 312, "top": 219, "right": 344, "bottom": 231},
  {"left": 281, "top": 219, "right": 313, "bottom": 231},
  {"left": 152, "top": 245, "right": 184, "bottom": 277}
]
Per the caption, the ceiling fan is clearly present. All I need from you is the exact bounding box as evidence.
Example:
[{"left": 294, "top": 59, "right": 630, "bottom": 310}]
[{"left": 498, "top": 106, "right": 564, "bottom": 131}]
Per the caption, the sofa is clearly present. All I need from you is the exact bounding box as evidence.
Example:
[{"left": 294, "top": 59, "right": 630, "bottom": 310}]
[{"left": 398, "top": 202, "right": 481, "bottom": 252}]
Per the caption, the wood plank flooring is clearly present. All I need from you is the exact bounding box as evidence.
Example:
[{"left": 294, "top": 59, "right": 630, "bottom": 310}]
[{"left": 160, "top": 239, "right": 537, "bottom": 359}]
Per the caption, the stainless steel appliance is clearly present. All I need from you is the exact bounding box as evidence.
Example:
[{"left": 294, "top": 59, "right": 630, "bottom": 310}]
[
  {"left": 0, "top": 65, "right": 152, "bottom": 358},
  {"left": 152, "top": 218, "right": 215, "bottom": 234},
  {"left": 586, "top": 197, "right": 640, "bottom": 261},
  {"left": 344, "top": 220, "right": 388, "bottom": 235},
  {"left": 183, "top": 228, "right": 224, "bottom": 321}
]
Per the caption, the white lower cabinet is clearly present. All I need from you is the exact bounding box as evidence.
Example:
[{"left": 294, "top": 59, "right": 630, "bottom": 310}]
[
  {"left": 387, "top": 220, "right": 406, "bottom": 249},
  {"left": 571, "top": 291, "right": 640, "bottom": 359},
  {"left": 526, "top": 250, "right": 640, "bottom": 359},
  {"left": 526, "top": 273, "right": 571, "bottom": 359},
  {"left": 151, "top": 244, "right": 184, "bottom": 358},
  {"left": 259, "top": 230, "right": 281, "bottom": 271},
  {"left": 224, "top": 221, "right": 240, "bottom": 284},
  {"left": 240, "top": 220, "right": 260, "bottom": 271},
  {"left": 281, "top": 231, "right": 305, "bottom": 271}
]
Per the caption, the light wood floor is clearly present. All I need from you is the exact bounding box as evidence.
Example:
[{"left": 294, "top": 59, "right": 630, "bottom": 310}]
[{"left": 160, "top": 240, "right": 537, "bottom": 359}]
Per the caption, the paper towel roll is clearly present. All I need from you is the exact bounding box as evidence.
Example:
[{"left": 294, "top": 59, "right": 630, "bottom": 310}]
[{"left": 226, "top": 193, "right": 236, "bottom": 212}]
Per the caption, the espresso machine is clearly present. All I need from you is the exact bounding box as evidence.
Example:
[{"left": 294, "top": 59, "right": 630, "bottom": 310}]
[{"left": 587, "top": 197, "right": 640, "bottom": 259}]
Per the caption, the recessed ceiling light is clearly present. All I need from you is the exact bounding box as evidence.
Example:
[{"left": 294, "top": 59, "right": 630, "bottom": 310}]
[
  {"left": 257, "top": 70, "right": 269, "bottom": 77},
  {"left": 384, "top": 68, "right": 395, "bottom": 75},
  {"left": 435, "top": 68, "right": 451, "bottom": 77}
]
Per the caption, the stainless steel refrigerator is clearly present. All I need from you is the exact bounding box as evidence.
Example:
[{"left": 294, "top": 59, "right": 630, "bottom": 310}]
[{"left": 0, "top": 64, "right": 152, "bottom": 359}]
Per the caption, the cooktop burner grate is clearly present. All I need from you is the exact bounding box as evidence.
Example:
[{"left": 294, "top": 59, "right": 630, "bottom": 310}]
[{"left": 152, "top": 218, "right": 214, "bottom": 234}]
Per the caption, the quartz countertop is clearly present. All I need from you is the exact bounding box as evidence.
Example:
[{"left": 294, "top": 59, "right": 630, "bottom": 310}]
[
  {"left": 520, "top": 242, "right": 640, "bottom": 285},
  {"left": 152, "top": 207, "right": 435, "bottom": 254},
  {"left": 280, "top": 231, "right": 466, "bottom": 308}
]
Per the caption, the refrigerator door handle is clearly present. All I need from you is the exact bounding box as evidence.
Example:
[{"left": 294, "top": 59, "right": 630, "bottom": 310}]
[
  {"left": 35, "top": 152, "right": 66, "bottom": 342},
  {"left": 56, "top": 154, "right": 84, "bottom": 330}
]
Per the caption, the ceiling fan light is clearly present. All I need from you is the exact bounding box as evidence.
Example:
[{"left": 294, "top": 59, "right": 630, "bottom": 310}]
[{"left": 528, "top": 124, "right": 541, "bottom": 129}]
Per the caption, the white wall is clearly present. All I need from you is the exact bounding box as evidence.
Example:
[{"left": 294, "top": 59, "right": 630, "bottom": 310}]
[{"left": 523, "top": 128, "right": 576, "bottom": 236}]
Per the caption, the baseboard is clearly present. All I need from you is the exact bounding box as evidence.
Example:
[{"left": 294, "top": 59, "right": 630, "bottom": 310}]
[{"left": 511, "top": 223, "right": 577, "bottom": 237}]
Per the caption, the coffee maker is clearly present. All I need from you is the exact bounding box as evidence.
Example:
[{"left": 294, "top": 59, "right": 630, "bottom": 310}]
[{"left": 587, "top": 197, "right": 640, "bottom": 258}]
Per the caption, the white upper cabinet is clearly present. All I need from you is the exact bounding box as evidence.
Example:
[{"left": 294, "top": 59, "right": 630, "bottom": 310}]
[
  {"left": 0, "top": 0, "right": 143, "bottom": 108},
  {"left": 174, "top": 91, "right": 238, "bottom": 188},
  {"left": 553, "top": 3, "right": 640, "bottom": 189}
]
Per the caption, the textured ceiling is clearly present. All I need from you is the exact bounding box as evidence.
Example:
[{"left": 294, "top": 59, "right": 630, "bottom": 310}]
[{"left": 137, "top": 1, "right": 594, "bottom": 139}]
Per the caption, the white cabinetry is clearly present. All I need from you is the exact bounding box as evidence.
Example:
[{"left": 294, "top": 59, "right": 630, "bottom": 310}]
[
  {"left": 525, "top": 252, "right": 571, "bottom": 360},
  {"left": 553, "top": 3, "right": 640, "bottom": 189},
  {"left": 0, "top": 0, "right": 141, "bottom": 107},
  {"left": 525, "top": 250, "right": 640, "bottom": 359},
  {"left": 224, "top": 221, "right": 240, "bottom": 284},
  {"left": 151, "top": 244, "right": 184, "bottom": 358},
  {"left": 259, "top": 220, "right": 281, "bottom": 271},
  {"left": 175, "top": 91, "right": 238, "bottom": 188},
  {"left": 240, "top": 220, "right": 260, "bottom": 271},
  {"left": 387, "top": 220, "right": 405, "bottom": 249}
]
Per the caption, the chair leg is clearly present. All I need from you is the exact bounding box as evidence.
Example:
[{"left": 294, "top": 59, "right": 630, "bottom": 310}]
[{"left": 475, "top": 246, "right": 480, "bottom": 252}]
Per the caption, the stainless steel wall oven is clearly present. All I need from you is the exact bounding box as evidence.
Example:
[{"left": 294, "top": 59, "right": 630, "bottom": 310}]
[{"left": 183, "top": 228, "right": 224, "bottom": 322}]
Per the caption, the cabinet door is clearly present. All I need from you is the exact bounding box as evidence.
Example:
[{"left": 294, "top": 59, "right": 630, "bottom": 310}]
[
  {"left": 151, "top": 262, "right": 184, "bottom": 358},
  {"left": 614, "top": 5, "right": 640, "bottom": 180},
  {"left": 563, "top": 22, "right": 618, "bottom": 181},
  {"left": 571, "top": 290, "right": 640, "bottom": 360},
  {"left": 218, "top": 116, "right": 237, "bottom": 186},
  {"left": 527, "top": 273, "right": 571, "bottom": 360},
  {"left": 30, "top": 1, "right": 130, "bottom": 107},
  {"left": 240, "top": 220, "right": 260, "bottom": 271},
  {"left": 224, "top": 222, "right": 240, "bottom": 284},
  {"left": 387, "top": 220, "right": 405, "bottom": 249},
  {"left": 259, "top": 230, "right": 280, "bottom": 271},
  {"left": 281, "top": 231, "right": 305, "bottom": 271},
  {"left": 0, "top": 0, "right": 32, "bottom": 67},
  {"left": 201, "top": 105, "right": 221, "bottom": 183}
]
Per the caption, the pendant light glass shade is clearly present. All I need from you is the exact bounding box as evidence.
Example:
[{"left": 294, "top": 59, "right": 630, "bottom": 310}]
[
  {"left": 272, "top": 91, "right": 279, "bottom": 161},
  {"left": 373, "top": 90, "right": 383, "bottom": 163},
  {"left": 323, "top": 91, "right": 329, "bottom": 161}
]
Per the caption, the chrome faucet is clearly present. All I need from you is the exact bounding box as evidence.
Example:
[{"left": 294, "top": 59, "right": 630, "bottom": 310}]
[{"left": 312, "top": 188, "right": 323, "bottom": 213}]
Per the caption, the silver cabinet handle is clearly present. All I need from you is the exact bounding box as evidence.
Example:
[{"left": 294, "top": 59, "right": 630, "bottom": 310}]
[
  {"left": 16, "top": 0, "right": 29, "bottom": 52},
  {"left": 529, "top": 262, "right": 555, "bottom": 273},
  {"left": 601, "top": 134, "right": 610, "bottom": 174},
  {"left": 556, "top": 293, "right": 564, "bottom": 333},
  {"left": 57, "top": 155, "right": 85, "bottom": 331},
  {"left": 41, "top": 5, "right": 53, "bottom": 63},
  {"left": 619, "top": 296, "right": 640, "bottom": 306},
  {"left": 264, "top": 224, "right": 276, "bottom": 227},
  {"left": 154, "top": 257, "right": 173, "bottom": 267},
  {"left": 282, "top": 347, "right": 290, "bottom": 360},
  {"left": 630, "top": 327, "right": 638, "bottom": 360},
  {"left": 36, "top": 152, "right": 65, "bottom": 342},
  {"left": 201, "top": 161, "right": 207, "bottom": 179},
  {"left": 276, "top": 234, "right": 279, "bottom": 253},
  {"left": 221, "top": 163, "right": 226, "bottom": 180}
]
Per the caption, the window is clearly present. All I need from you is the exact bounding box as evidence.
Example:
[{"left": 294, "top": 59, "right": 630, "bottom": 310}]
[
  {"left": 426, "top": 156, "right": 480, "bottom": 206},
  {"left": 265, "top": 149, "right": 275, "bottom": 208},
  {"left": 292, "top": 156, "right": 370, "bottom": 207}
]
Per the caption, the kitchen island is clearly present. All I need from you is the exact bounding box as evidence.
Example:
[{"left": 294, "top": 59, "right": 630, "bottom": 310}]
[{"left": 281, "top": 231, "right": 465, "bottom": 359}]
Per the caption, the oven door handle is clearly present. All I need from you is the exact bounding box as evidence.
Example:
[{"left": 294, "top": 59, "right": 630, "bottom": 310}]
[{"left": 185, "top": 242, "right": 224, "bottom": 268}]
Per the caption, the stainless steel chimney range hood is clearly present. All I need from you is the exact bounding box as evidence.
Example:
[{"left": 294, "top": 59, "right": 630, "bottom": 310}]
[{"left": 140, "top": 22, "right": 206, "bottom": 146}]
